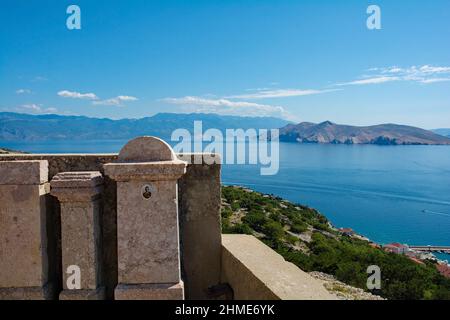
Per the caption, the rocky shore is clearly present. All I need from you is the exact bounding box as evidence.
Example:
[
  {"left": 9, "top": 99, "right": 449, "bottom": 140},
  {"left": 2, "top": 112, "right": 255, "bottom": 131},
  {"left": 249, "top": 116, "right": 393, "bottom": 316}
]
[
  {"left": 309, "top": 272, "right": 384, "bottom": 300},
  {"left": 0, "top": 147, "right": 24, "bottom": 154}
]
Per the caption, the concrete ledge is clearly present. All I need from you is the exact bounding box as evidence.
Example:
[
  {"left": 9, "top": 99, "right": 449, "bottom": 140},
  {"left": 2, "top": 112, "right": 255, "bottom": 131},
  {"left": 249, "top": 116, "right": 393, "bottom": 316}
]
[{"left": 221, "top": 234, "right": 335, "bottom": 300}]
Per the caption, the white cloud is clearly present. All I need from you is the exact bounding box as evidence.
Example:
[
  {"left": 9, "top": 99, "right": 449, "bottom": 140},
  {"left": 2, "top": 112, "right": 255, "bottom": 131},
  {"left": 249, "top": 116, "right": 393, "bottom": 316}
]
[
  {"left": 382, "top": 65, "right": 450, "bottom": 75},
  {"left": 58, "top": 90, "right": 138, "bottom": 106},
  {"left": 163, "top": 96, "right": 274, "bottom": 108},
  {"left": 21, "top": 104, "right": 42, "bottom": 112},
  {"left": 336, "top": 76, "right": 401, "bottom": 86},
  {"left": 16, "top": 89, "right": 32, "bottom": 94},
  {"left": 162, "top": 96, "right": 296, "bottom": 120},
  {"left": 419, "top": 78, "right": 450, "bottom": 84},
  {"left": 92, "top": 95, "right": 138, "bottom": 106},
  {"left": 117, "top": 95, "right": 138, "bottom": 101},
  {"left": 18, "top": 104, "right": 57, "bottom": 114},
  {"left": 58, "top": 90, "right": 99, "bottom": 100},
  {"left": 340, "top": 65, "right": 450, "bottom": 86},
  {"left": 31, "top": 76, "right": 48, "bottom": 82},
  {"left": 227, "top": 88, "right": 337, "bottom": 99}
]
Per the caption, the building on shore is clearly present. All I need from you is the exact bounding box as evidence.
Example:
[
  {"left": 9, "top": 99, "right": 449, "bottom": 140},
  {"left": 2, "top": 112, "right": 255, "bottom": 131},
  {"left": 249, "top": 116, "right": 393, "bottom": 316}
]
[
  {"left": 383, "top": 243, "right": 409, "bottom": 255},
  {"left": 436, "top": 264, "right": 450, "bottom": 279}
]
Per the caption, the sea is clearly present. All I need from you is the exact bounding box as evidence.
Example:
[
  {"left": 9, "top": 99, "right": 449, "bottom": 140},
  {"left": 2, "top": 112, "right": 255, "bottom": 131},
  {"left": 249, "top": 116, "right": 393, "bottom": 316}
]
[{"left": 2, "top": 139, "right": 449, "bottom": 262}]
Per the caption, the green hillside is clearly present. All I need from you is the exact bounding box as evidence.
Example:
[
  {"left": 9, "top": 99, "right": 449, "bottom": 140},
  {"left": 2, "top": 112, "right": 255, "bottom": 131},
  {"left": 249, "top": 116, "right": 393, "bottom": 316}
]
[{"left": 221, "top": 185, "right": 450, "bottom": 300}]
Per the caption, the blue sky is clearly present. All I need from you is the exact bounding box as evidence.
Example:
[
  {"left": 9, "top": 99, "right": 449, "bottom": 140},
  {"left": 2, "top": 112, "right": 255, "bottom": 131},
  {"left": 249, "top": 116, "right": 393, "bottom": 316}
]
[{"left": 1, "top": 0, "right": 450, "bottom": 128}]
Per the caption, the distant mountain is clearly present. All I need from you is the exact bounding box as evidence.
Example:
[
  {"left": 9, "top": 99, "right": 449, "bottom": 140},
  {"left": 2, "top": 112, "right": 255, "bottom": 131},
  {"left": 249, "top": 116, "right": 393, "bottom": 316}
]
[
  {"left": 0, "top": 147, "right": 25, "bottom": 154},
  {"left": 0, "top": 112, "right": 291, "bottom": 141},
  {"left": 432, "top": 128, "right": 450, "bottom": 138},
  {"left": 278, "top": 121, "right": 450, "bottom": 145},
  {"left": 3, "top": 112, "right": 449, "bottom": 145}
]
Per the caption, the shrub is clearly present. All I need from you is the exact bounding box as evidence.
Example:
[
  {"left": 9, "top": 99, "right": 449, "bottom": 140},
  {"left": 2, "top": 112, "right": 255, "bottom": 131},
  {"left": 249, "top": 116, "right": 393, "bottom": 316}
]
[
  {"left": 290, "top": 222, "right": 308, "bottom": 234},
  {"left": 263, "top": 220, "right": 284, "bottom": 240}
]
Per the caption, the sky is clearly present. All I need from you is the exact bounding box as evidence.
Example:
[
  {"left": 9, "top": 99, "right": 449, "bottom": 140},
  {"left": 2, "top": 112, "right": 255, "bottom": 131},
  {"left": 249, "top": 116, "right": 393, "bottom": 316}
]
[{"left": 1, "top": 0, "right": 450, "bottom": 129}]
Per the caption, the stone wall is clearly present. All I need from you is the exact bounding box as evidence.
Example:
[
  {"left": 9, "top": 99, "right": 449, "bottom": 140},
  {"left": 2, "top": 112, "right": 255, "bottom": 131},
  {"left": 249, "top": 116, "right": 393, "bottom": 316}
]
[
  {"left": 178, "top": 155, "right": 222, "bottom": 299},
  {"left": 1, "top": 147, "right": 335, "bottom": 300},
  {"left": 0, "top": 153, "right": 221, "bottom": 300}
]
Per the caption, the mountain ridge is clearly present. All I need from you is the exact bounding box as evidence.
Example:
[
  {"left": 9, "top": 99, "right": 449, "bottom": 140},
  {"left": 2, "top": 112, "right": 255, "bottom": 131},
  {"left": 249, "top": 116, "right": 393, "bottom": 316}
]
[
  {"left": 278, "top": 121, "right": 450, "bottom": 145},
  {"left": 2, "top": 112, "right": 450, "bottom": 145},
  {"left": 432, "top": 128, "right": 450, "bottom": 138},
  {"left": 0, "top": 112, "right": 291, "bottom": 141}
]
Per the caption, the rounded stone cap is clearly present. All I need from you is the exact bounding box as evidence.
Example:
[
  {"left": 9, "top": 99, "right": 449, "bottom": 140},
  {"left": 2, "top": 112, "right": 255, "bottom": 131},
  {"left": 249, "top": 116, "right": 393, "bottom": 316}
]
[{"left": 118, "top": 136, "right": 175, "bottom": 162}]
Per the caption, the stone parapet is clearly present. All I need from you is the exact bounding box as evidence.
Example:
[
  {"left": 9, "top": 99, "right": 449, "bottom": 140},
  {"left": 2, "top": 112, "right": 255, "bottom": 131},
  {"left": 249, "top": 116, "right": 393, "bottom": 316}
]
[
  {"left": 0, "top": 153, "right": 221, "bottom": 299},
  {"left": 221, "top": 234, "right": 336, "bottom": 300},
  {"left": 0, "top": 150, "right": 222, "bottom": 300},
  {"left": 0, "top": 147, "right": 335, "bottom": 301}
]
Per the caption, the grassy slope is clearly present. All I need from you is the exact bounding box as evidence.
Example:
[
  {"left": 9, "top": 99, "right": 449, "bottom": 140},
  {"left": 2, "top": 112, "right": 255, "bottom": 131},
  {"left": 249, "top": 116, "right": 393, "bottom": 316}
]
[{"left": 221, "top": 186, "right": 450, "bottom": 300}]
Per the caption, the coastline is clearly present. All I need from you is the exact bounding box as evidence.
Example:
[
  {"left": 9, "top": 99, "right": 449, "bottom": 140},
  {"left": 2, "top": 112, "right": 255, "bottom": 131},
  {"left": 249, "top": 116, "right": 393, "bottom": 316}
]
[
  {"left": 221, "top": 185, "right": 450, "bottom": 299},
  {"left": 333, "top": 225, "right": 450, "bottom": 267}
]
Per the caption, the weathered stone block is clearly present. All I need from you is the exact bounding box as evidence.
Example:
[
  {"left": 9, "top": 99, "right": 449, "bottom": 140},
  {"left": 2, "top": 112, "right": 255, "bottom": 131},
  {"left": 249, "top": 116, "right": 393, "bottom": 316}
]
[
  {"left": 50, "top": 171, "right": 104, "bottom": 300},
  {"left": 0, "top": 160, "right": 48, "bottom": 185},
  {"left": 0, "top": 160, "right": 54, "bottom": 300}
]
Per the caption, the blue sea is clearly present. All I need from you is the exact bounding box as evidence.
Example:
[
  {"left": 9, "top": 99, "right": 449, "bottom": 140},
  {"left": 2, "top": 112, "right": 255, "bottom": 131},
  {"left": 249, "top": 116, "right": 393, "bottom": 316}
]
[{"left": 2, "top": 139, "right": 450, "bottom": 261}]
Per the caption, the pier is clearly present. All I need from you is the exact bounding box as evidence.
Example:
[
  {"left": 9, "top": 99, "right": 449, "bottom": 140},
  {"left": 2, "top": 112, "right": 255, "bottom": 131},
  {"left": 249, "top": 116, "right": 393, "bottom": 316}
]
[{"left": 409, "top": 246, "right": 450, "bottom": 254}]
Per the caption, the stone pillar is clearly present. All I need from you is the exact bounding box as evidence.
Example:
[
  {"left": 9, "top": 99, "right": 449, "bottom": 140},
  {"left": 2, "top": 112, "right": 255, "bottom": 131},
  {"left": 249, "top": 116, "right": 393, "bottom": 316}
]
[
  {"left": 104, "top": 137, "right": 187, "bottom": 300},
  {"left": 178, "top": 155, "right": 222, "bottom": 299},
  {"left": 50, "top": 172, "right": 105, "bottom": 300},
  {"left": 0, "top": 160, "right": 56, "bottom": 300}
]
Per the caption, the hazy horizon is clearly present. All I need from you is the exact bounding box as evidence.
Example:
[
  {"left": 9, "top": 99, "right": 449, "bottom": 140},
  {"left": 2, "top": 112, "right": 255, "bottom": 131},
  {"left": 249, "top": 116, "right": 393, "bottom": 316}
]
[{"left": 2, "top": 110, "right": 450, "bottom": 131}]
